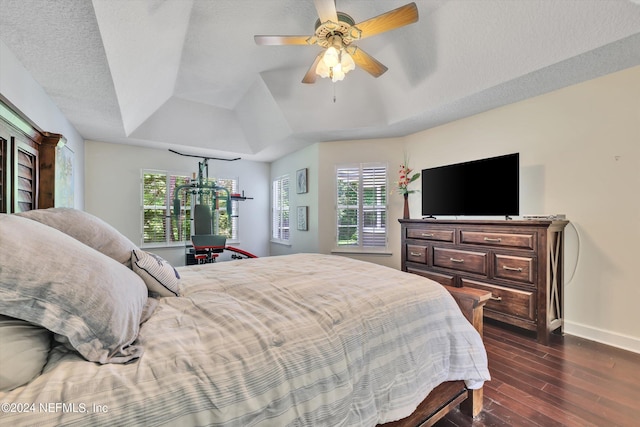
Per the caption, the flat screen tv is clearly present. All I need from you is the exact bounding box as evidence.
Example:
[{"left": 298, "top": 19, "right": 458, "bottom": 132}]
[{"left": 421, "top": 153, "right": 519, "bottom": 218}]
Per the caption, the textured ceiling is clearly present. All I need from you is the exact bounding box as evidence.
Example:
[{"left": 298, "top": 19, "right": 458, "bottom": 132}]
[{"left": 1, "top": 0, "right": 639, "bottom": 161}]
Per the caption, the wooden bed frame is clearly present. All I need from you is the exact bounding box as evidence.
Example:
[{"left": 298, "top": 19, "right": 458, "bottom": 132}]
[
  {"left": 1, "top": 97, "right": 491, "bottom": 427},
  {"left": 380, "top": 286, "right": 490, "bottom": 427}
]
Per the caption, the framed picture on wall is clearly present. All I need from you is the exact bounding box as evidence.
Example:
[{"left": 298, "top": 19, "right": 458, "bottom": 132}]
[
  {"left": 297, "top": 206, "right": 308, "bottom": 231},
  {"left": 296, "top": 168, "right": 308, "bottom": 194}
]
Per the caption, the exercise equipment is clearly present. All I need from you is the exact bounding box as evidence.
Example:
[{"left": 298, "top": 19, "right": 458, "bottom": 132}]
[{"left": 169, "top": 149, "right": 257, "bottom": 261}]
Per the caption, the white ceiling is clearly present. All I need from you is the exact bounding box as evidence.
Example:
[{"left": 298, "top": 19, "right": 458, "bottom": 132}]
[{"left": 1, "top": 0, "right": 639, "bottom": 162}]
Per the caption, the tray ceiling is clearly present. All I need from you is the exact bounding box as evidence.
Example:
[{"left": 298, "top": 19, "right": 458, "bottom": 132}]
[{"left": 1, "top": 0, "right": 639, "bottom": 161}]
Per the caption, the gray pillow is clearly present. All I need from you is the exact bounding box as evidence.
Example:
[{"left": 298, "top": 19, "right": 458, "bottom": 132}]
[
  {"left": 132, "top": 249, "right": 182, "bottom": 297},
  {"left": 16, "top": 208, "right": 138, "bottom": 268},
  {"left": 0, "top": 214, "right": 148, "bottom": 364},
  {"left": 0, "top": 315, "right": 52, "bottom": 391}
]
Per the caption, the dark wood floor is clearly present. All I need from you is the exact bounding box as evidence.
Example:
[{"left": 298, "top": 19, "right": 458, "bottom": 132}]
[{"left": 436, "top": 320, "right": 640, "bottom": 427}]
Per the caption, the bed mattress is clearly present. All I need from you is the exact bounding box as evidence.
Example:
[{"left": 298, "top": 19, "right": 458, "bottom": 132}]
[{"left": 0, "top": 253, "right": 489, "bottom": 426}]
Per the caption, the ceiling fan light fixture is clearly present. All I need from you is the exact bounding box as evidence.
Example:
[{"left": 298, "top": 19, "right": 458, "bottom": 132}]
[
  {"left": 340, "top": 51, "right": 355, "bottom": 73},
  {"left": 322, "top": 46, "right": 340, "bottom": 67},
  {"left": 331, "top": 64, "right": 346, "bottom": 82},
  {"left": 316, "top": 45, "right": 355, "bottom": 82},
  {"left": 256, "top": 2, "right": 419, "bottom": 84},
  {"left": 316, "top": 58, "right": 331, "bottom": 78}
]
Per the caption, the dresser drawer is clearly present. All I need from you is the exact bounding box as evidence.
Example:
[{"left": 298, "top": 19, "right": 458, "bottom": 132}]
[
  {"left": 406, "top": 244, "right": 427, "bottom": 264},
  {"left": 433, "top": 247, "right": 487, "bottom": 275},
  {"left": 406, "top": 267, "right": 455, "bottom": 287},
  {"left": 462, "top": 278, "right": 536, "bottom": 321},
  {"left": 460, "top": 230, "right": 535, "bottom": 250},
  {"left": 407, "top": 228, "right": 454, "bottom": 242},
  {"left": 494, "top": 254, "right": 535, "bottom": 284}
]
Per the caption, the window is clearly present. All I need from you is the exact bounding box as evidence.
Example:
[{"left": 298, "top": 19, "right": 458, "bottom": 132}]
[
  {"left": 142, "top": 170, "right": 238, "bottom": 246},
  {"left": 213, "top": 178, "right": 239, "bottom": 241},
  {"left": 272, "top": 175, "right": 290, "bottom": 243},
  {"left": 336, "top": 163, "right": 387, "bottom": 249}
]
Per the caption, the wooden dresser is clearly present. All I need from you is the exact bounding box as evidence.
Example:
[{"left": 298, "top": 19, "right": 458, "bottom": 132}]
[{"left": 399, "top": 218, "right": 569, "bottom": 345}]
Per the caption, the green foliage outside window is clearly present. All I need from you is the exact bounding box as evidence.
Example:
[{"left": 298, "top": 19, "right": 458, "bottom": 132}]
[{"left": 142, "top": 172, "right": 236, "bottom": 245}]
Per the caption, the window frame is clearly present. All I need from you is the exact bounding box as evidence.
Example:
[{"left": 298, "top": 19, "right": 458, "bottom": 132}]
[
  {"left": 271, "top": 174, "right": 290, "bottom": 244},
  {"left": 141, "top": 169, "right": 239, "bottom": 248},
  {"left": 335, "top": 162, "right": 389, "bottom": 253}
]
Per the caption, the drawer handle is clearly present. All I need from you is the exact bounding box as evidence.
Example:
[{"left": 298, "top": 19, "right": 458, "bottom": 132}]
[
  {"left": 490, "top": 295, "right": 503, "bottom": 302},
  {"left": 410, "top": 252, "right": 423, "bottom": 257},
  {"left": 484, "top": 237, "right": 502, "bottom": 242},
  {"left": 449, "top": 258, "right": 464, "bottom": 263},
  {"left": 421, "top": 233, "right": 434, "bottom": 237},
  {"left": 503, "top": 265, "right": 524, "bottom": 272}
]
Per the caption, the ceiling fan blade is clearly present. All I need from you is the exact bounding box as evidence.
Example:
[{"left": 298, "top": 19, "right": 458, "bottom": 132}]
[
  {"left": 314, "top": 0, "right": 338, "bottom": 23},
  {"left": 348, "top": 47, "right": 388, "bottom": 78},
  {"left": 355, "top": 2, "right": 419, "bottom": 39},
  {"left": 302, "top": 52, "right": 324, "bottom": 84},
  {"left": 254, "top": 35, "right": 312, "bottom": 46}
]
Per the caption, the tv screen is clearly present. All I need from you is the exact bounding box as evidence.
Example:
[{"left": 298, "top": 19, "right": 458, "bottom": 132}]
[{"left": 421, "top": 153, "right": 519, "bottom": 217}]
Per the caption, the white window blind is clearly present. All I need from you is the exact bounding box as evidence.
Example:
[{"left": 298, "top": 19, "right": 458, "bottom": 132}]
[
  {"left": 142, "top": 171, "right": 191, "bottom": 245},
  {"left": 336, "top": 163, "right": 387, "bottom": 248},
  {"left": 214, "top": 178, "right": 239, "bottom": 241},
  {"left": 272, "top": 175, "right": 290, "bottom": 242}
]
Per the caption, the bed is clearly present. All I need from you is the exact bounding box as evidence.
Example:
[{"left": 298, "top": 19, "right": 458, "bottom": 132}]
[{"left": 0, "top": 208, "right": 490, "bottom": 426}]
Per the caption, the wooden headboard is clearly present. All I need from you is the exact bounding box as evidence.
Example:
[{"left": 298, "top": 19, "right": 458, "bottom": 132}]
[{"left": 0, "top": 98, "right": 65, "bottom": 213}]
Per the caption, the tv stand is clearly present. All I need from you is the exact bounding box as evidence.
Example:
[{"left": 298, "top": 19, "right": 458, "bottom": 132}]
[
  {"left": 399, "top": 218, "right": 569, "bottom": 345},
  {"left": 422, "top": 215, "right": 437, "bottom": 219}
]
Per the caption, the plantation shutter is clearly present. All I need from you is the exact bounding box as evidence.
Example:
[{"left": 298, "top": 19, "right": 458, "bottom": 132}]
[
  {"left": 362, "top": 165, "right": 387, "bottom": 247},
  {"left": 272, "top": 175, "right": 290, "bottom": 241},
  {"left": 337, "top": 167, "right": 359, "bottom": 246},
  {"left": 337, "top": 163, "right": 387, "bottom": 248},
  {"left": 214, "top": 178, "right": 238, "bottom": 240},
  {"left": 143, "top": 172, "right": 169, "bottom": 244}
]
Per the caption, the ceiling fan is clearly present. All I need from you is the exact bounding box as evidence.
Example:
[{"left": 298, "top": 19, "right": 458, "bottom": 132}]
[{"left": 254, "top": 0, "right": 419, "bottom": 83}]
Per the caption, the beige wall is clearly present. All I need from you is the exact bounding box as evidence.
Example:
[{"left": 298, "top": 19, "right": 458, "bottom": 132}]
[
  {"left": 292, "top": 65, "right": 639, "bottom": 352},
  {"left": 404, "top": 65, "right": 639, "bottom": 352}
]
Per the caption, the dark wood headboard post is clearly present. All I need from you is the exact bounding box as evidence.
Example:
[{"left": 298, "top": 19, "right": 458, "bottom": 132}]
[
  {"left": 0, "top": 97, "right": 64, "bottom": 212},
  {"left": 38, "top": 132, "right": 65, "bottom": 209}
]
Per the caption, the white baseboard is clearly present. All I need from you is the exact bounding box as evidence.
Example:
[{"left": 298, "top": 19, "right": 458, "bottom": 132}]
[{"left": 564, "top": 320, "right": 640, "bottom": 354}]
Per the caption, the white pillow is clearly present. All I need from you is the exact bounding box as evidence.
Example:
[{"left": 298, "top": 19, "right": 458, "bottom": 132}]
[
  {"left": 0, "top": 214, "right": 148, "bottom": 364},
  {"left": 16, "top": 208, "right": 139, "bottom": 268},
  {"left": 0, "top": 315, "right": 52, "bottom": 391},
  {"left": 132, "top": 249, "right": 181, "bottom": 297}
]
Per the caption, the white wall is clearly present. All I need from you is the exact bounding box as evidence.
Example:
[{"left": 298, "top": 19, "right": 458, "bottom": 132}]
[
  {"left": 271, "top": 137, "right": 408, "bottom": 270},
  {"left": 84, "top": 141, "right": 270, "bottom": 266},
  {"left": 0, "top": 40, "right": 85, "bottom": 208},
  {"left": 404, "top": 65, "right": 640, "bottom": 353},
  {"left": 269, "top": 143, "right": 320, "bottom": 255}
]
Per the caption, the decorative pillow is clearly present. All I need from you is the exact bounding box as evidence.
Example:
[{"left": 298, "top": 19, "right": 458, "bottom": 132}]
[
  {"left": 16, "top": 208, "right": 138, "bottom": 268},
  {"left": 132, "top": 249, "right": 181, "bottom": 297},
  {"left": 0, "top": 214, "right": 148, "bottom": 364},
  {"left": 0, "top": 315, "right": 52, "bottom": 391}
]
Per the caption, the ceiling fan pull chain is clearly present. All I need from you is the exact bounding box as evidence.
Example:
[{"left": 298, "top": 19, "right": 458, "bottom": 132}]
[{"left": 333, "top": 83, "right": 337, "bottom": 103}]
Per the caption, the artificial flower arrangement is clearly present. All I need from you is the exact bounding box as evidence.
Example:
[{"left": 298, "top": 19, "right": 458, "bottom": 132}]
[{"left": 397, "top": 157, "right": 420, "bottom": 195}]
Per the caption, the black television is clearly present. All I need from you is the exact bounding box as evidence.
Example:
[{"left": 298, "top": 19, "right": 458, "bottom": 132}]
[{"left": 421, "top": 153, "right": 519, "bottom": 218}]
